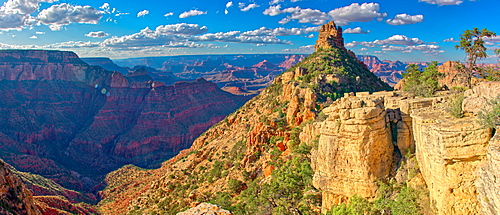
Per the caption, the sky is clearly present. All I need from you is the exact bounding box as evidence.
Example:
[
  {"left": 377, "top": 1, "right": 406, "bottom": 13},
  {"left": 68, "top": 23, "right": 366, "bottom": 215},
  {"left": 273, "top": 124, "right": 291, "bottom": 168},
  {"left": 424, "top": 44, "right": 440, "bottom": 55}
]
[{"left": 0, "top": 0, "right": 499, "bottom": 62}]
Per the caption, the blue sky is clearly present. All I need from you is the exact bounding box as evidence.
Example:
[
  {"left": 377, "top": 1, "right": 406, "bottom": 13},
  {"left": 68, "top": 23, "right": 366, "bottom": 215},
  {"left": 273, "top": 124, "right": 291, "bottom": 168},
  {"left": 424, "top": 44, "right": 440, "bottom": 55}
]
[{"left": 0, "top": 0, "right": 498, "bottom": 62}]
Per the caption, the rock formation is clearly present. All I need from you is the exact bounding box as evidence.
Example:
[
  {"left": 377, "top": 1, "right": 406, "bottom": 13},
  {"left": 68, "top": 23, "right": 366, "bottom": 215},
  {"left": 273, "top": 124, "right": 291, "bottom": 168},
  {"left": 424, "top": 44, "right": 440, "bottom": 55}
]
[
  {"left": 476, "top": 126, "right": 500, "bottom": 215},
  {"left": 177, "top": 203, "right": 232, "bottom": 215},
  {"left": 315, "top": 21, "right": 344, "bottom": 49},
  {"left": 312, "top": 93, "right": 393, "bottom": 211}
]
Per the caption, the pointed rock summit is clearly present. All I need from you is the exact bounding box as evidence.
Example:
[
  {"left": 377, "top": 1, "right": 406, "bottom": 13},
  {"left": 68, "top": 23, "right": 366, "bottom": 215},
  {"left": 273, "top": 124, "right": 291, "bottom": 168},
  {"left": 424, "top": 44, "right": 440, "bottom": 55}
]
[{"left": 315, "top": 21, "right": 344, "bottom": 50}]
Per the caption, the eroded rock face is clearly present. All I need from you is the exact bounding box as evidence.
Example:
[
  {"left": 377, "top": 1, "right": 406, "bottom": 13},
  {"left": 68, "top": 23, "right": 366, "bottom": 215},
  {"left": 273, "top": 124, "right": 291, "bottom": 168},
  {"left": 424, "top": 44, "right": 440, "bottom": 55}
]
[
  {"left": 312, "top": 93, "right": 393, "bottom": 212},
  {"left": 463, "top": 81, "right": 500, "bottom": 114},
  {"left": 476, "top": 127, "right": 500, "bottom": 215},
  {"left": 411, "top": 107, "right": 492, "bottom": 215},
  {"left": 315, "top": 21, "right": 344, "bottom": 50},
  {"left": 0, "top": 159, "right": 40, "bottom": 215}
]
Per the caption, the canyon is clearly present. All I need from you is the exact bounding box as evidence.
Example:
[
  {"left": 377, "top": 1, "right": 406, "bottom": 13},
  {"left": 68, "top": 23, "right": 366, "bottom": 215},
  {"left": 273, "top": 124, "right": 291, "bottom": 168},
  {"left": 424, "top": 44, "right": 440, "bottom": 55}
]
[
  {"left": 0, "top": 50, "right": 249, "bottom": 197},
  {"left": 1, "top": 20, "right": 499, "bottom": 215}
]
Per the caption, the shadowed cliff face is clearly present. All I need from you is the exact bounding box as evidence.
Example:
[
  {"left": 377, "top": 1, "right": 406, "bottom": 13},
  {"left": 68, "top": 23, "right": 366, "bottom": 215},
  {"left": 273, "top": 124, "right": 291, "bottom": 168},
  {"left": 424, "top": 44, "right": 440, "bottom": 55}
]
[{"left": 0, "top": 50, "right": 249, "bottom": 192}]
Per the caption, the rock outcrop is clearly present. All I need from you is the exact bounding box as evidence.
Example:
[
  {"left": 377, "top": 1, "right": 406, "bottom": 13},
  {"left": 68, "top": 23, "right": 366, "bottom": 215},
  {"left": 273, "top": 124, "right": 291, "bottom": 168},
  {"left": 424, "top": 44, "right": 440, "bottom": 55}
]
[
  {"left": 315, "top": 21, "right": 344, "bottom": 49},
  {"left": 476, "top": 126, "right": 500, "bottom": 215},
  {"left": 0, "top": 159, "right": 40, "bottom": 215},
  {"left": 177, "top": 203, "right": 232, "bottom": 215},
  {"left": 411, "top": 106, "right": 492, "bottom": 215},
  {"left": 312, "top": 93, "right": 393, "bottom": 212}
]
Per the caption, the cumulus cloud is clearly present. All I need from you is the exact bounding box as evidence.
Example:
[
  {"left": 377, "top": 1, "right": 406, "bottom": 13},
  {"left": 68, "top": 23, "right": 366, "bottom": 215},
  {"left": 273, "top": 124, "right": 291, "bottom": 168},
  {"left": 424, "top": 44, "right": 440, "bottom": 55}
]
[
  {"left": 30, "top": 35, "right": 37, "bottom": 39},
  {"left": 155, "top": 23, "right": 208, "bottom": 35},
  {"left": 101, "top": 23, "right": 208, "bottom": 48},
  {"left": 382, "top": 44, "right": 443, "bottom": 55},
  {"left": 282, "top": 44, "right": 314, "bottom": 53},
  {"left": 419, "top": 0, "right": 464, "bottom": 5},
  {"left": 164, "top": 12, "right": 174, "bottom": 17},
  {"left": 0, "top": 0, "right": 58, "bottom": 30},
  {"left": 343, "top": 27, "right": 369, "bottom": 34},
  {"left": 37, "top": 3, "right": 103, "bottom": 30},
  {"left": 264, "top": 5, "right": 329, "bottom": 25},
  {"left": 179, "top": 9, "right": 207, "bottom": 18},
  {"left": 347, "top": 35, "right": 424, "bottom": 47},
  {"left": 269, "top": 0, "right": 283, "bottom": 5},
  {"left": 137, "top": 10, "right": 149, "bottom": 17},
  {"left": 100, "top": 3, "right": 111, "bottom": 13},
  {"left": 240, "top": 3, "right": 260, "bottom": 12},
  {"left": 85, "top": 31, "right": 109, "bottom": 38},
  {"left": 192, "top": 31, "right": 292, "bottom": 45},
  {"left": 346, "top": 35, "right": 443, "bottom": 55},
  {"left": 241, "top": 26, "right": 319, "bottom": 36},
  {"left": 386, "top": 14, "right": 424, "bottom": 25},
  {"left": 328, "top": 3, "right": 387, "bottom": 25},
  {"left": 263, "top": 5, "right": 283, "bottom": 16},
  {"left": 36, "top": 31, "right": 45, "bottom": 34}
]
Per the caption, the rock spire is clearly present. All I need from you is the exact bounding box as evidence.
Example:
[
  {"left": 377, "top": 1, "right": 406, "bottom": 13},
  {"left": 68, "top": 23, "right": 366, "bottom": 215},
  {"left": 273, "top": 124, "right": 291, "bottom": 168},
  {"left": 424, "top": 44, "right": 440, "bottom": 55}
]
[{"left": 315, "top": 21, "right": 344, "bottom": 50}]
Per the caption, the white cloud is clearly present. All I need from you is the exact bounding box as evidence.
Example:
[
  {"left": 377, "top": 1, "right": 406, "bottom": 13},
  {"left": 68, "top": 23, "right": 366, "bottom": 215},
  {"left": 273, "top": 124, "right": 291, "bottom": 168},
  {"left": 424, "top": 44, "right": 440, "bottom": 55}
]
[
  {"left": 419, "top": 0, "right": 464, "bottom": 5},
  {"left": 282, "top": 44, "right": 314, "bottom": 53},
  {"left": 85, "top": 31, "right": 109, "bottom": 38},
  {"left": 179, "top": 9, "right": 207, "bottom": 18},
  {"left": 269, "top": 0, "right": 283, "bottom": 5},
  {"left": 155, "top": 23, "right": 208, "bottom": 35},
  {"left": 264, "top": 6, "right": 329, "bottom": 25},
  {"left": 192, "top": 30, "right": 292, "bottom": 45},
  {"left": 101, "top": 23, "right": 208, "bottom": 48},
  {"left": 0, "top": 0, "right": 58, "bottom": 30},
  {"left": 3, "top": 0, "right": 57, "bottom": 14},
  {"left": 359, "top": 48, "right": 368, "bottom": 51},
  {"left": 347, "top": 35, "right": 426, "bottom": 48},
  {"left": 164, "top": 12, "right": 174, "bottom": 17},
  {"left": 226, "top": 1, "right": 233, "bottom": 8},
  {"left": 241, "top": 3, "right": 260, "bottom": 12},
  {"left": 29, "top": 35, "right": 37, "bottom": 39},
  {"left": 100, "top": 3, "right": 111, "bottom": 13},
  {"left": 443, "top": 37, "right": 458, "bottom": 42},
  {"left": 386, "top": 14, "right": 424, "bottom": 25},
  {"left": 35, "top": 31, "right": 45, "bottom": 34},
  {"left": 37, "top": 3, "right": 103, "bottom": 29},
  {"left": 241, "top": 26, "right": 319, "bottom": 36},
  {"left": 46, "top": 41, "right": 101, "bottom": 48},
  {"left": 263, "top": 5, "right": 283, "bottom": 16},
  {"left": 49, "top": 24, "right": 64, "bottom": 31},
  {"left": 382, "top": 44, "right": 443, "bottom": 55},
  {"left": 137, "top": 10, "right": 149, "bottom": 17},
  {"left": 328, "top": 3, "right": 387, "bottom": 25},
  {"left": 343, "top": 27, "right": 369, "bottom": 34}
]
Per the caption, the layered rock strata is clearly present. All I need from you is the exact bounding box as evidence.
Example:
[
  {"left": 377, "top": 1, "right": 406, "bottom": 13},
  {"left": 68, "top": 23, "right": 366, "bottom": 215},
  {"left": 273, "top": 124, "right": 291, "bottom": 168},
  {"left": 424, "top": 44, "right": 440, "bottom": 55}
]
[
  {"left": 476, "top": 127, "right": 500, "bottom": 215},
  {"left": 0, "top": 159, "right": 40, "bottom": 215},
  {"left": 312, "top": 93, "right": 393, "bottom": 212},
  {"left": 411, "top": 107, "right": 492, "bottom": 215}
]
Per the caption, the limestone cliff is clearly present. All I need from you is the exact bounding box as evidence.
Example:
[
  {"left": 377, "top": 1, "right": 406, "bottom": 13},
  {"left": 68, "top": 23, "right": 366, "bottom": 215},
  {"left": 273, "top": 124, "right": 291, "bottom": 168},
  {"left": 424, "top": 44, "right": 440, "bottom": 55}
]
[
  {"left": 477, "top": 126, "right": 500, "bottom": 215},
  {"left": 312, "top": 93, "right": 393, "bottom": 211}
]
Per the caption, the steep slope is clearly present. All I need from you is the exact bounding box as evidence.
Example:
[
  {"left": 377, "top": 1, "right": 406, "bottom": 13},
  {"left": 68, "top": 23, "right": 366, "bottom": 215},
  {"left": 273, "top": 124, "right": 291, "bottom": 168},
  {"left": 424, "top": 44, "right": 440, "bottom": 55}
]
[
  {"left": 0, "top": 159, "right": 40, "bottom": 215},
  {"left": 0, "top": 50, "right": 249, "bottom": 194},
  {"left": 98, "top": 21, "right": 392, "bottom": 214}
]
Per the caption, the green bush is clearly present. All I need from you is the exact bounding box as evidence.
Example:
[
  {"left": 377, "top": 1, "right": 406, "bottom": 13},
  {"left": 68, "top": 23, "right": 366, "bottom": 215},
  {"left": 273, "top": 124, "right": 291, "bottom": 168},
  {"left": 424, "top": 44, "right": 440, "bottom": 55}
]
[
  {"left": 403, "top": 62, "right": 443, "bottom": 97},
  {"left": 478, "top": 96, "right": 500, "bottom": 128},
  {"left": 447, "top": 94, "right": 464, "bottom": 118}
]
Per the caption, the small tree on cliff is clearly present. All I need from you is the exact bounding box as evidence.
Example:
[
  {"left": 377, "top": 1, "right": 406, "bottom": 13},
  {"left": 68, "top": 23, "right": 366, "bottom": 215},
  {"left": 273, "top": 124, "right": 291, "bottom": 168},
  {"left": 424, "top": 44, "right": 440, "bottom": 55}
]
[
  {"left": 403, "top": 61, "right": 442, "bottom": 97},
  {"left": 455, "top": 28, "right": 497, "bottom": 88}
]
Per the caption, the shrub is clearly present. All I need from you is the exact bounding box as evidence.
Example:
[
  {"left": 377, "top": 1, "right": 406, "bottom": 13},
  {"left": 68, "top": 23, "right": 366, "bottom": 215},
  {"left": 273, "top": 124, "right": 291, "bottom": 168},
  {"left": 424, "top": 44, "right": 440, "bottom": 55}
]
[
  {"left": 478, "top": 96, "right": 500, "bottom": 129},
  {"left": 447, "top": 94, "right": 464, "bottom": 118}
]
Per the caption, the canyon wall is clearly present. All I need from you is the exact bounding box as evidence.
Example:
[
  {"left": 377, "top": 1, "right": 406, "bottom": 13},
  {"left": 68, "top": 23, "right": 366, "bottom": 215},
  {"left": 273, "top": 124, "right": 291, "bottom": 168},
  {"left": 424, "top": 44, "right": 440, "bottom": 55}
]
[{"left": 0, "top": 50, "right": 249, "bottom": 193}]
